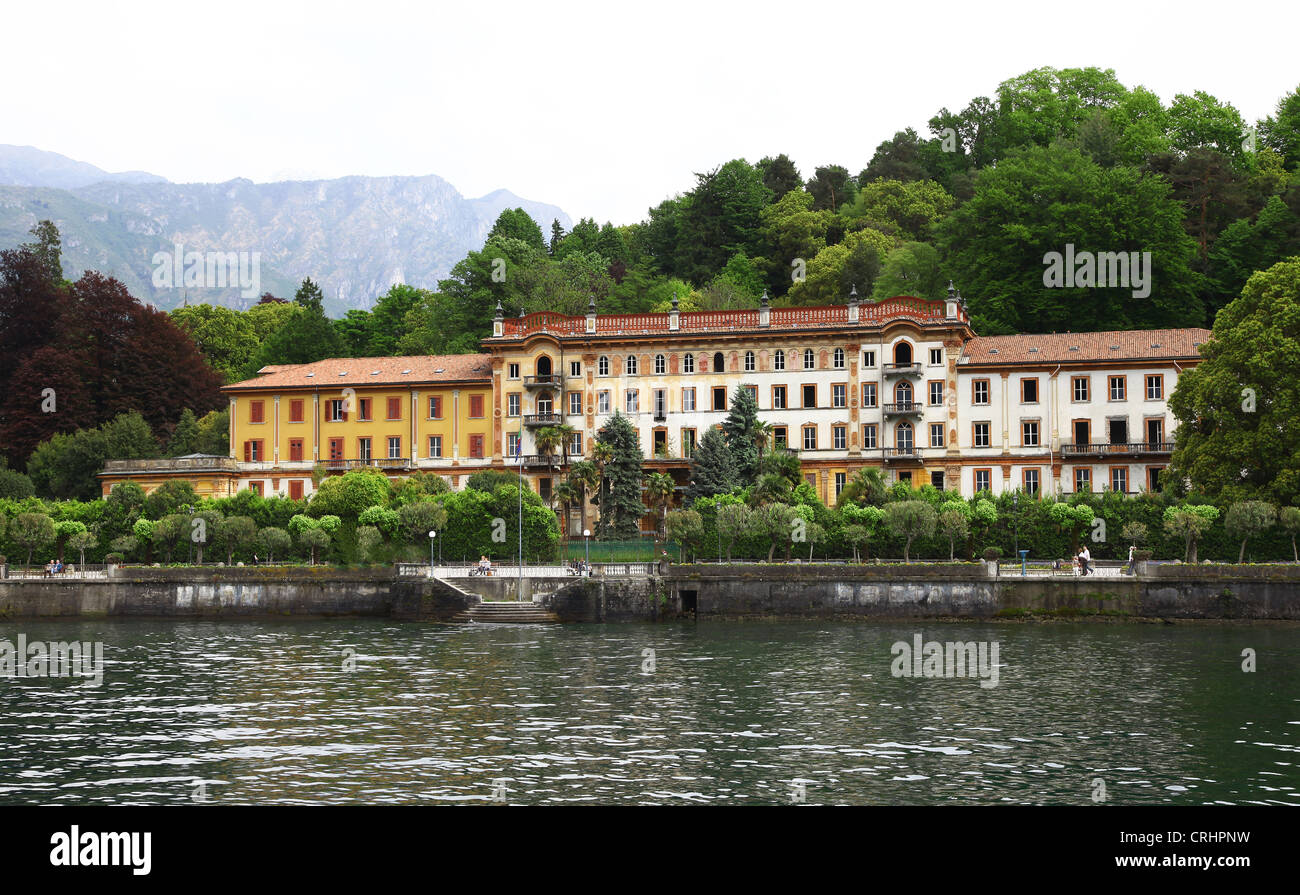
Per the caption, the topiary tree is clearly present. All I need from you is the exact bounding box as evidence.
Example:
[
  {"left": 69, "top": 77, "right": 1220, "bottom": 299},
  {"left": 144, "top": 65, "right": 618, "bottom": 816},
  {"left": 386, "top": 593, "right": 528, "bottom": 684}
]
[
  {"left": 665, "top": 509, "right": 704, "bottom": 562},
  {"left": 715, "top": 502, "right": 752, "bottom": 562},
  {"left": 216, "top": 515, "right": 258, "bottom": 565},
  {"left": 1224, "top": 500, "right": 1277, "bottom": 563},
  {"left": 299, "top": 527, "right": 330, "bottom": 565},
  {"left": 754, "top": 502, "right": 798, "bottom": 561},
  {"left": 54, "top": 520, "right": 87, "bottom": 561},
  {"left": 356, "top": 525, "right": 385, "bottom": 563},
  {"left": 150, "top": 514, "right": 188, "bottom": 563},
  {"left": 256, "top": 527, "right": 291, "bottom": 563},
  {"left": 67, "top": 529, "right": 98, "bottom": 566},
  {"left": 310, "top": 468, "right": 392, "bottom": 519},
  {"left": 884, "top": 500, "right": 937, "bottom": 562},
  {"left": 1280, "top": 506, "right": 1300, "bottom": 563},
  {"left": 397, "top": 500, "right": 448, "bottom": 545},
  {"left": 1120, "top": 521, "right": 1149, "bottom": 548},
  {"left": 937, "top": 502, "right": 971, "bottom": 561},
  {"left": 840, "top": 503, "right": 886, "bottom": 560},
  {"left": 358, "top": 505, "right": 401, "bottom": 540},
  {"left": 12, "top": 513, "right": 55, "bottom": 565},
  {"left": 1163, "top": 504, "right": 1220, "bottom": 563},
  {"left": 1049, "top": 502, "right": 1094, "bottom": 554},
  {"left": 132, "top": 518, "right": 155, "bottom": 562},
  {"left": 109, "top": 534, "right": 139, "bottom": 561}
]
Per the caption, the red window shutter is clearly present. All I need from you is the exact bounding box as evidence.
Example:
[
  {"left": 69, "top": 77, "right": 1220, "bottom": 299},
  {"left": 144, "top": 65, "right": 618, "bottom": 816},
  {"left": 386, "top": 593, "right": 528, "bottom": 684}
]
[
  {"left": 243, "top": 441, "right": 251, "bottom": 461},
  {"left": 341, "top": 409, "right": 348, "bottom": 422}
]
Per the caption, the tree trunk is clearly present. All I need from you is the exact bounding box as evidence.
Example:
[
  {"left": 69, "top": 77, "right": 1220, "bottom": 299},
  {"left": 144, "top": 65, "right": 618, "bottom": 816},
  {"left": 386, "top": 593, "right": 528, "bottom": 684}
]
[
  {"left": 904, "top": 536, "right": 913, "bottom": 563},
  {"left": 949, "top": 538, "right": 955, "bottom": 562},
  {"left": 1238, "top": 539, "right": 1247, "bottom": 564},
  {"left": 767, "top": 540, "right": 776, "bottom": 562},
  {"left": 1293, "top": 535, "right": 1298, "bottom": 563},
  {"left": 1188, "top": 535, "right": 1198, "bottom": 565}
]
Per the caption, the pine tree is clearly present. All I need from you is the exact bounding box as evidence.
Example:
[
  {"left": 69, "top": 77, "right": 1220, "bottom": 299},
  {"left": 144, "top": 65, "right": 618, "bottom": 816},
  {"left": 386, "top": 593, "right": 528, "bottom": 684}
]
[
  {"left": 594, "top": 411, "right": 645, "bottom": 539},
  {"left": 549, "top": 218, "right": 566, "bottom": 256},
  {"left": 686, "top": 428, "right": 738, "bottom": 502},
  {"left": 721, "top": 385, "right": 761, "bottom": 483},
  {"left": 167, "top": 408, "right": 200, "bottom": 456}
]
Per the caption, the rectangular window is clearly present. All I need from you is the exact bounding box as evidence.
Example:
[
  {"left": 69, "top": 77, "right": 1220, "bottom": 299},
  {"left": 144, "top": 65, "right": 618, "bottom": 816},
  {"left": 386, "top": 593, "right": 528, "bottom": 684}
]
[
  {"left": 929, "top": 381, "right": 944, "bottom": 406},
  {"left": 387, "top": 436, "right": 401, "bottom": 459},
  {"left": 508, "top": 363, "right": 520, "bottom": 379},
  {"left": 249, "top": 401, "right": 264, "bottom": 423},
  {"left": 862, "top": 424, "right": 877, "bottom": 449},
  {"left": 772, "top": 385, "right": 787, "bottom": 409},
  {"left": 1072, "top": 376, "right": 1090, "bottom": 402},
  {"left": 358, "top": 397, "right": 372, "bottom": 421},
  {"left": 1109, "top": 376, "right": 1127, "bottom": 401},
  {"left": 598, "top": 391, "right": 611, "bottom": 414},
  {"left": 288, "top": 480, "right": 304, "bottom": 500},
  {"left": 773, "top": 351, "right": 785, "bottom": 371},
  {"left": 1075, "top": 467, "right": 1091, "bottom": 492},
  {"left": 773, "top": 426, "right": 788, "bottom": 449},
  {"left": 682, "top": 428, "right": 696, "bottom": 458},
  {"left": 833, "top": 384, "right": 846, "bottom": 408},
  {"left": 507, "top": 433, "right": 521, "bottom": 456},
  {"left": 249, "top": 481, "right": 263, "bottom": 496},
  {"left": 243, "top": 439, "right": 264, "bottom": 461},
  {"left": 1146, "top": 417, "right": 1164, "bottom": 444},
  {"left": 654, "top": 389, "right": 668, "bottom": 417},
  {"left": 570, "top": 361, "right": 581, "bottom": 377},
  {"left": 744, "top": 385, "right": 757, "bottom": 404},
  {"left": 1024, "top": 468, "right": 1040, "bottom": 495},
  {"left": 744, "top": 352, "right": 755, "bottom": 372},
  {"left": 429, "top": 396, "right": 442, "bottom": 419},
  {"left": 972, "top": 379, "right": 990, "bottom": 405},
  {"left": 863, "top": 350, "right": 876, "bottom": 367},
  {"left": 973, "top": 422, "right": 991, "bottom": 448},
  {"left": 326, "top": 399, "right": 346, "bottom": 422},
  {"left": 469, "top": 395, "right": 485, "bottom": 418},
  {"left": 930, "top": 471, "right": 944, "bottom": 489},
  {"left": 683, "top": 388, "right": 696, "bottom": 412},
  {"left": 974, "top": 469, "right": 991, "bottom": 493},
  {"left": 833, "top": 425, "right": 846, "bottom": 450},
  {"left": 507, "top": 393, "right": 520, "bottom": 417},
  {"left": 861, "top": 383, "right": 877, "bottom": 408},
  {"left": 803, "top": 350, "right": 815, "bottom": 370},
  {"left": 428, "top": 435, "right": 443, "bottom": 458},
  {"left": 1110, "top": 466, "right": 1128, "bottom": 492},
  {"left": 835, "top": 472, "right": 847, "bottom": 498},
  {"left": 569, "top": 432, "right": 582, "bottom": 456},
  {"left": 626, "top": 389, "right": 639, "bottom": 413},
  {"left": 358, "top": 437, "right": 372, "bottom": 461},
  {"left": 386, "top": 396, "right": 402, "bottom": 420},
  {"left": 713, "top": 387, "right": 727, "bottom": 411},
  {"left": 1022, "top": 378, "right": 1039, "bottom": 403},
  {"left": 569, "top": 391, "right": 582, "bottom": 415},
  {"left": 930, "top": 423, "right": 944, "bottom": 448},
  {"left": 1022, "top": 421, "right": 1040, "bottom": 447},
  {"left": 469, "top": 434, "right": 484, "bottom": 458},
  {"left": 802, "top": 426, "right": 817, "bottom": 450},
  {"left": 1145, "top": 374, "right": 1164, "bottom": 400},
  {"left": 328, "top": 438, "right": 344, "bottom": 461},
  {"left": 289, "top": 399, "right": 304, "bottom": 423},
  {"left": 929, "top": 348, "right": 942, "bottom": 366},
  {"left": 802, "top": 384, "right": 816, "bottom": 408},
  {"left": 289, "top": 439, "right": 304, "bottom": 462}
]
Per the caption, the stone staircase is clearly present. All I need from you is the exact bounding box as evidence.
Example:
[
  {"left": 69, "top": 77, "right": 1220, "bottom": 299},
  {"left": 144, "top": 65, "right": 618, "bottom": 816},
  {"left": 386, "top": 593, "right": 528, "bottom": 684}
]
[{"left": 453, "top": 600, "right": 560, "bottom": 624}]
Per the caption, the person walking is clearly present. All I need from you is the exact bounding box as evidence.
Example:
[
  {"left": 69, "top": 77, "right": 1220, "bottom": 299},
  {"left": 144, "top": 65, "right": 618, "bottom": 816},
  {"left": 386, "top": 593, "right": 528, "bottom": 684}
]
[{"left": 1080, "top": 545, "right": 1092, "bottom": 576}]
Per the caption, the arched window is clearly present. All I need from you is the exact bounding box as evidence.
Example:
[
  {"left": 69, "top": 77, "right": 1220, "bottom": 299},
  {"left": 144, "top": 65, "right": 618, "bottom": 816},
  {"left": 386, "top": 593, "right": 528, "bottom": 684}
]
[
  {"left": 536, "top": 355, "right": 552, "bottom": 376},
  {"left": 803, "top": 349, "right": 815, "bottom": 369},
  {"left": 713, "top": 352, "right": 725, "bottom": 372},
  {"left": 683, "top": 354, "right": 695, "bottom": 373},
  {"left": 894, "top": 341, "right": 913, "bottom": 365},
  {"left": 774, "top": 350, "right": 785, "bottom": 371},
  {"left": 598, "top": 356, "right": 609, "bottom": 376},
  {"left": 895, "top": 381, "right": 913, "bottom": 405},
  {"left": 833, "top": 348, "right": 845, "bottom": 369},
  {"left": 655, "top": 354, "right": 666, "bottom": 375},
  {"left": 626, "top": 355, "right": 638, "bottom": 375},
  {"left": 744, "top": 350, "right": 755, "bottom": 372},
  {"left": 896, "top": 421, "right": 913, "bottom": 449}
]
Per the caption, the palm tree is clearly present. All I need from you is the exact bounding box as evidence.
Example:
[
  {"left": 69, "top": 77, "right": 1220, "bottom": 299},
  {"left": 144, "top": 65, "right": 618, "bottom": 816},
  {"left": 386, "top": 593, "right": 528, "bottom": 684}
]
[
  {"left": 534, "top": 426, "right": 563, "bottom": 470},
  {"left": 554, "top": 480, "right": 580, "bottom": 550},
  {"left": 591, "top": 442, "right": 615, "bottom": 533},
  {"left": 568, "top": 460, "right": 599, "bottom": 539},
  {"left": 750, "top": 419, "right": 774, "bottom": 461},
  {"left": 839, "top": 467, "right": 887, "bottom": 508},
  {"left": 644, "top": 472, "right": 676, "bottom": 545},
  {"left": 553, "top": 422, "right": 578, "bottom": 465}
]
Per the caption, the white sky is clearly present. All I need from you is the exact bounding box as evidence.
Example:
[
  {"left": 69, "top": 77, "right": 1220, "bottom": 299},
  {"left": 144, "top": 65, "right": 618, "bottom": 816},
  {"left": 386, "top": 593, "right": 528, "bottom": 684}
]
[{"left": 2, "top": 0, "right": 1297, "bottom": 225}]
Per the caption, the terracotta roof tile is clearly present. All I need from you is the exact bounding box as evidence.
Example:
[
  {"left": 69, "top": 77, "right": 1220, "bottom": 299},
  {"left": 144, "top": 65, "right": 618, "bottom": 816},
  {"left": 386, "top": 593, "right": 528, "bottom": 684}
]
[
  {"left": 223, "top": 354, "right": 492, "bottom": 391},
  {"left": 961, "top": 329, "right": 1211, "bottom": 365}
]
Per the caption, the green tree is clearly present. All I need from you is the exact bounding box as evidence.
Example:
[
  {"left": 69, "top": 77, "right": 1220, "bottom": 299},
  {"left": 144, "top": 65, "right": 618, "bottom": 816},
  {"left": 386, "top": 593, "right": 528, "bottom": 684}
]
[
  {"left": 246, "top": 278, "right": 344, "bottom": 375},
  {"left": 715, "top": 502, "right": 752, "bottom": 562},
  {"left": 1279, "top": 506, "right": 1300, "bottom": 563},
  {"left": 216, "top": 515, "right": 257, "bottom": 564},
  {"left": 150, "top": 514, "right": 187, "bottom": 562},
  {"left": 838, "top": 468, "right": 888, "bottom": 508},
  {"left": 884, "top": 500, "right": 937, "bottom": 562},
  {"left": 720, "top": 385, "right": 761, "bottom": 483},
  {"left": 1168, "top": 259, "right": 1300, "bottom": 507},
  {"left": 144, "top": 479, "right": 198, "bottom": 520},
  {"left": 664, "top": 508, "right": 704, "bottom": 562},
  {"left": 22, "top": 220, "right": 63, "bottom": 282},
  {"left": 937, "top": 502, "right": 971, "bottom": 561},
  {"left": 299, "top": 526, "right": 331, "bottom": 565},
  {"left": 871, "top": 242, "right": 946, "bottom": 301},
  {"left": 169, "top": 303, "right": 259, "bottom": 382},
  {"left": 166, "top": 408, "right": 200, "bottom": 456},
  {"left": 256, "top": 526, "right": 292, "bottom": 563},
  {"left": 356, "top": 525, "right": 384, "bottom": 562},
  {"left": 195, "top": 410, "right": 229, "bottom": 455},
  {"left": 358, "top": 505, "right": 401, "bottom": 540},
  {"left": 757, "top": 154, "right": 802, "bottom": 198},
  {"left": 310, "top": 468, "right": 393, "bottom": 519},
  {"left": 1163, "top": 504, "right": 1219, "bottom": 563},
  {"left": 397, "top": 500, "right": 448, "bottom": 545},
  {"left": 644, "top": 472, "right": 675, "bottom": 542},
  {"left": 593, "top": 412, "right": 645, "bottom": 539},
  {"left": 11, "top": 512, "right": 55, "bottom": 565},
  {"left": 488, "top": 208, "right": 547, "bottom": 252},
  {"left": 1049, "top": 501, "right": 1095, "bottom": 553},
  {"left": 1224, "top": 500, "right": 1277, "bottom": 563},
  {"left": 806, "top": 165, "right": 855, "bottom": 211},
  {"left": 0, "top": 467, "right": 35, "bottom": 499}
]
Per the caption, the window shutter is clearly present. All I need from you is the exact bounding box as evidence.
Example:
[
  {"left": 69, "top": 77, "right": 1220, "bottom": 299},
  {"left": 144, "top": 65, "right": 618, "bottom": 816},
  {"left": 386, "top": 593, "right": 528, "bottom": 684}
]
[{"left": 243, "top": 441, "right": 251, "bottom": 461}]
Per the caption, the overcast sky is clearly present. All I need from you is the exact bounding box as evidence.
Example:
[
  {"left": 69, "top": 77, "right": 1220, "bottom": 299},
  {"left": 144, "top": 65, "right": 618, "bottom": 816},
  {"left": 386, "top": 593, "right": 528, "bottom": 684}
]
[{"left": 3, "top": 0, "right": 1297, "bottom": 225}]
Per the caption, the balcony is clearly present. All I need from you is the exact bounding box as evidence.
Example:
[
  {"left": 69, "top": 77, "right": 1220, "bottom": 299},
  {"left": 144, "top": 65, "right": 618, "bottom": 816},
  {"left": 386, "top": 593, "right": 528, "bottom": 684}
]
[
  {"left": 524, "top": 374, "right": 561, "bottom": 390},
  {"left": 882, "top": 401, "right": 924, "bottom": 418},
  {"left": 323, "top": 458, "right": 412, "bottom": 471},
  {"left": 882, "top": 446, "right": 923, "bottom": 462},
  {"left": 523, "top": 412, "right": 563, "bottom": 427},
  {"left": 1061, "top": 441, "right": 1174, "bottom": 458},
  {"left": 882, "top": 362, "right": 922, "bottom": 378}
]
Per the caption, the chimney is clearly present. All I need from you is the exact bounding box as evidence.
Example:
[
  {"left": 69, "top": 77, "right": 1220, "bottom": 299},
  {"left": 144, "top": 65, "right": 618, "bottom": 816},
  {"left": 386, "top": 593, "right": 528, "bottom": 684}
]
[
  {"left": 586, "top": 294, "right": 597, "bottom": 334},
  {"left": 493, "top": 299, "right": 504, "bottom": 337},
  {"left": 945, "top": 280, "right": 959, "bottom": 320},
  {"left": 669, "top": 291, "right": 680, "bottom": 331},
  {"left": 759, "top": 290, "right": 770, "bottom": 328},
  {"left": 847, "top": 283, "right": 860, "bottom": 323}
]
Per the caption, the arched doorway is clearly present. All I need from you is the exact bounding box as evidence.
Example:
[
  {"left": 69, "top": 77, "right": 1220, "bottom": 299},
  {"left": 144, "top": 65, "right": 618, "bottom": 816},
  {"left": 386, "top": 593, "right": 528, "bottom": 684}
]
[
  {"left": 893, "top": 341, "right": 913, "bottom": 365},
  {"left": 536, "top": 355, "right": 553, "bottom": 377},
  {"left": 895, "top": 421, "right": 914, "bottom": 450}
]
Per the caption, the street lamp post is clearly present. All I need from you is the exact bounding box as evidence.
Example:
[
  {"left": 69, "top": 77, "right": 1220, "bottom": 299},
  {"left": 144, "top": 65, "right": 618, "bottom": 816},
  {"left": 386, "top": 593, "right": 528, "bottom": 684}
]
[
  {"left": 428, "top": 530, "right": 436, "bottom": 577},
  {"left": 1012, "top": 493, "right": 1019, "bottom": 558},
  {"left": 517, "top": 446, "right": 524, "bottom": 600},
  {"left": 583, "top": 528, "right": 591, "bottom": 573}
]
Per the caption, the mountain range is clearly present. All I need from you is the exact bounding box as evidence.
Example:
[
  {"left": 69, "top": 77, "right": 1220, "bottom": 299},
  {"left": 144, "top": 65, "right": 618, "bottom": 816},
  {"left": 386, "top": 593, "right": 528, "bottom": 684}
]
[{"left": 0, "top": 145, "right": 570, "bottom": 316}]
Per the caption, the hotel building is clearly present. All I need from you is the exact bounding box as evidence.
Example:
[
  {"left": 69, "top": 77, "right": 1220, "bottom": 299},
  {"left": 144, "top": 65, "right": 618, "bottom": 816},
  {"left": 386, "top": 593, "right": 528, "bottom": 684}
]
[{"left": 99, "top": 289, "right": 1209, "bottom": 529}]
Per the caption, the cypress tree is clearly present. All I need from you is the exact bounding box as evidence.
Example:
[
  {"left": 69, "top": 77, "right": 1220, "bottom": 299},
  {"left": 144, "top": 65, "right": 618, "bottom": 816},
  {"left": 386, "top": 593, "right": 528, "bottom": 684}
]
[
  {"left": 686, "top": 427, "right": 738, "bottom": 502},
  {"left": 594, "top": 411, "right": 645, "bottom": 539}
]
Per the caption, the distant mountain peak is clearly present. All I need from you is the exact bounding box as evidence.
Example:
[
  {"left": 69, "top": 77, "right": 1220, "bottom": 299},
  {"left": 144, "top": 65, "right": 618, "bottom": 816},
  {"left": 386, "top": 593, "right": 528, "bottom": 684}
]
[{"left": 0, "top": 144, "right": 168, "bottom": 189}]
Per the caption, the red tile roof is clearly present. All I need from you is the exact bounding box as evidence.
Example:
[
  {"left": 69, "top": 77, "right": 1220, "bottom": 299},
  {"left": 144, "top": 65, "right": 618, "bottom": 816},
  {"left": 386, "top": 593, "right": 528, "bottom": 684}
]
[
  {"left": 961, "top": 329, "right": 1211, "bottom": 365},
  {"left": 223, "top": 354, "right": 492, "bottom": 391}
]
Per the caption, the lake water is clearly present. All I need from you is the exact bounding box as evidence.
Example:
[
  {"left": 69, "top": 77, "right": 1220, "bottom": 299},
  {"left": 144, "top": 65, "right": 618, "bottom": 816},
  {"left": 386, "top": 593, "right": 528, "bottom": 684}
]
[{"left": 1, "top": 619, "right": 1296, "bottom": 805}]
